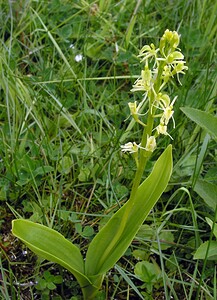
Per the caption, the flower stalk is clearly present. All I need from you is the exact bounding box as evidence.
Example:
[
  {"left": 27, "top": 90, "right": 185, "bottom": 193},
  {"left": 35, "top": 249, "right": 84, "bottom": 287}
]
[{"left": 122, "top": 29, "right": 188, "bottom": 201}]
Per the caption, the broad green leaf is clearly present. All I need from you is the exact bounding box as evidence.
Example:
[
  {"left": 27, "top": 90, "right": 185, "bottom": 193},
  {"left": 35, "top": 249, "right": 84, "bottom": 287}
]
[
  {"left": 194, "top": 241, "right": 217, "bottom": 260},
  {"left": 134, "top": 261, "right": 161, "bottom": 283},
  {"left": 133, "top": 249, "right": 148, "bottom": 261},
  {"left": 181, "top": 107, "right": 217, "bottom": 139},
  {"left": 85, "top": 145, "right": 172, "bottom": 277},
  {"left": 57, "top": 156, "right": 73, "bottom": 175},
  {"left": 12, "top": 220, "right": 90, "bottom": 288},
  {"left": 33, "top": 166, "right": 54, "bottom": 177},
  {"left": 194, "top": 179, "right": 217, "bottom": 210},
  {"left": 152, "top": 230, "right": 174, "bottom": 250}
]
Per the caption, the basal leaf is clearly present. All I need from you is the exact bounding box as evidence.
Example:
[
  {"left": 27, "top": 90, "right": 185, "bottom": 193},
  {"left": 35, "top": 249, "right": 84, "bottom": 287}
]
[
  {"left": 85, "top": 145, "right": 172, "bottom": 277},
  {"left": 181, "top": 107, "right": 217, "bottom": 139},
  {"left": 12, "top": 220, "right": 90, "bottom": 288}
]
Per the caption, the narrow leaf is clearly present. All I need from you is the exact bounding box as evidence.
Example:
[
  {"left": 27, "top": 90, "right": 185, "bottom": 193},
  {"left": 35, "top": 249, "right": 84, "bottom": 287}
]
[
  {"left": 115, "top": 264, "right": 144, "bottom": 299},
  {"left": 194, "top": 179, "right": 217, "bottom": 210},
  {"left": 125, "top": 0, "right": 142, "bottom": 48},
  {"left": 205, "top": 217, "right": 217, "bottom": 240},
  {"left": 85, "top": 145, "right": 172, "bottom": 277},
  {"left": 12, "top": 220, "right": 90, "bottom": 287},
  {"left": 181, "top": 107, "right": 217, "bottom": 139}
]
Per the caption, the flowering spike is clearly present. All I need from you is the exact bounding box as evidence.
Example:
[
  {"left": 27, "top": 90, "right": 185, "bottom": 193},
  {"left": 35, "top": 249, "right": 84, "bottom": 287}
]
[{"left": 122, "top": 30, "right": 187, "bottom": 158}]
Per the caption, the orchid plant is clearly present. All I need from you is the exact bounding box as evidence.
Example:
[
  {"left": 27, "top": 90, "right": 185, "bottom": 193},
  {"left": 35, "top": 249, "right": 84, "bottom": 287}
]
[{"left": 12, "top": 30, "right": 187, "bottom": 299}]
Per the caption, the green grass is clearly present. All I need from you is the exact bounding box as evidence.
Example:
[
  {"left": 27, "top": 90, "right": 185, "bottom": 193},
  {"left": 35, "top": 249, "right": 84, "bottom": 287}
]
[{"left": 0, "top": 0, "right": 216, "bottom": 299}]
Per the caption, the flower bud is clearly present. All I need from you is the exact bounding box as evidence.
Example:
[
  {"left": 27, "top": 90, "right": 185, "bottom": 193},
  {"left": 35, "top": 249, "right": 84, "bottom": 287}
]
[{"left": 160, "top": 29, "right": 180, "bottom": 56}]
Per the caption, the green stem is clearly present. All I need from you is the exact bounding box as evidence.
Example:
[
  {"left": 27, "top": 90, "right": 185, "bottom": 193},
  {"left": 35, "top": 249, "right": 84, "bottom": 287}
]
[
  {"left": 129, "top": 101, "right": 154, "bottom": 200},
  {"left": 91, "top": 62, "right": 166, "bottom": 279},
  {"left": 128, "top": 60, "right": 166, "bottom": 202},
  {"left": 81, "top": 275, "right": 104, "bottom": 300}
]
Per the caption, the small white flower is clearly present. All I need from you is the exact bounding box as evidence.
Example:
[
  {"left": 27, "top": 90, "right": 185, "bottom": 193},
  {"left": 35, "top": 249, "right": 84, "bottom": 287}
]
[
  {"left": 121, "top": 142, "right": 141, "bottom": 154},
  {"left": 75, "top": 54, "right": 83, "bottom": 62}
]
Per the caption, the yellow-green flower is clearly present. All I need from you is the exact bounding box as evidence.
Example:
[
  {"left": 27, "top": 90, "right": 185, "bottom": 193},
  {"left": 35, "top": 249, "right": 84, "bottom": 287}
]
[
  {"left": 138, "top": 43, "right": 159, "bottom": 63},
  {"left": 172, "top": 62, "right": 188, "bottom": 84},
  {"left": 161, "top": 65, "right": 172, "bottom": 85},
  {"left": 128, "top": 101, "right": 147, "bottom": 126},
  {"left": 131, "top": 64, "right": 152, "bottom": 93},
  {"left": 156, "top": 123, "right": 167, "bottom": 135},
  {"left": 145, "top": 136, "right": 156, "bottom": 152},
  {"left": 156, "top": 122, "right": 173, "bottom": 139},
  {"left": 128, "top": 101, "right": 138, "bottom": 116}
]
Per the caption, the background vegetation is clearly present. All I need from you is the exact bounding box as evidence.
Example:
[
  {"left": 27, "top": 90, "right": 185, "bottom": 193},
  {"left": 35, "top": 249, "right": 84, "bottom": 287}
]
[{"left": 0, "top": 0, "right": 216, "bottom": 299}]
